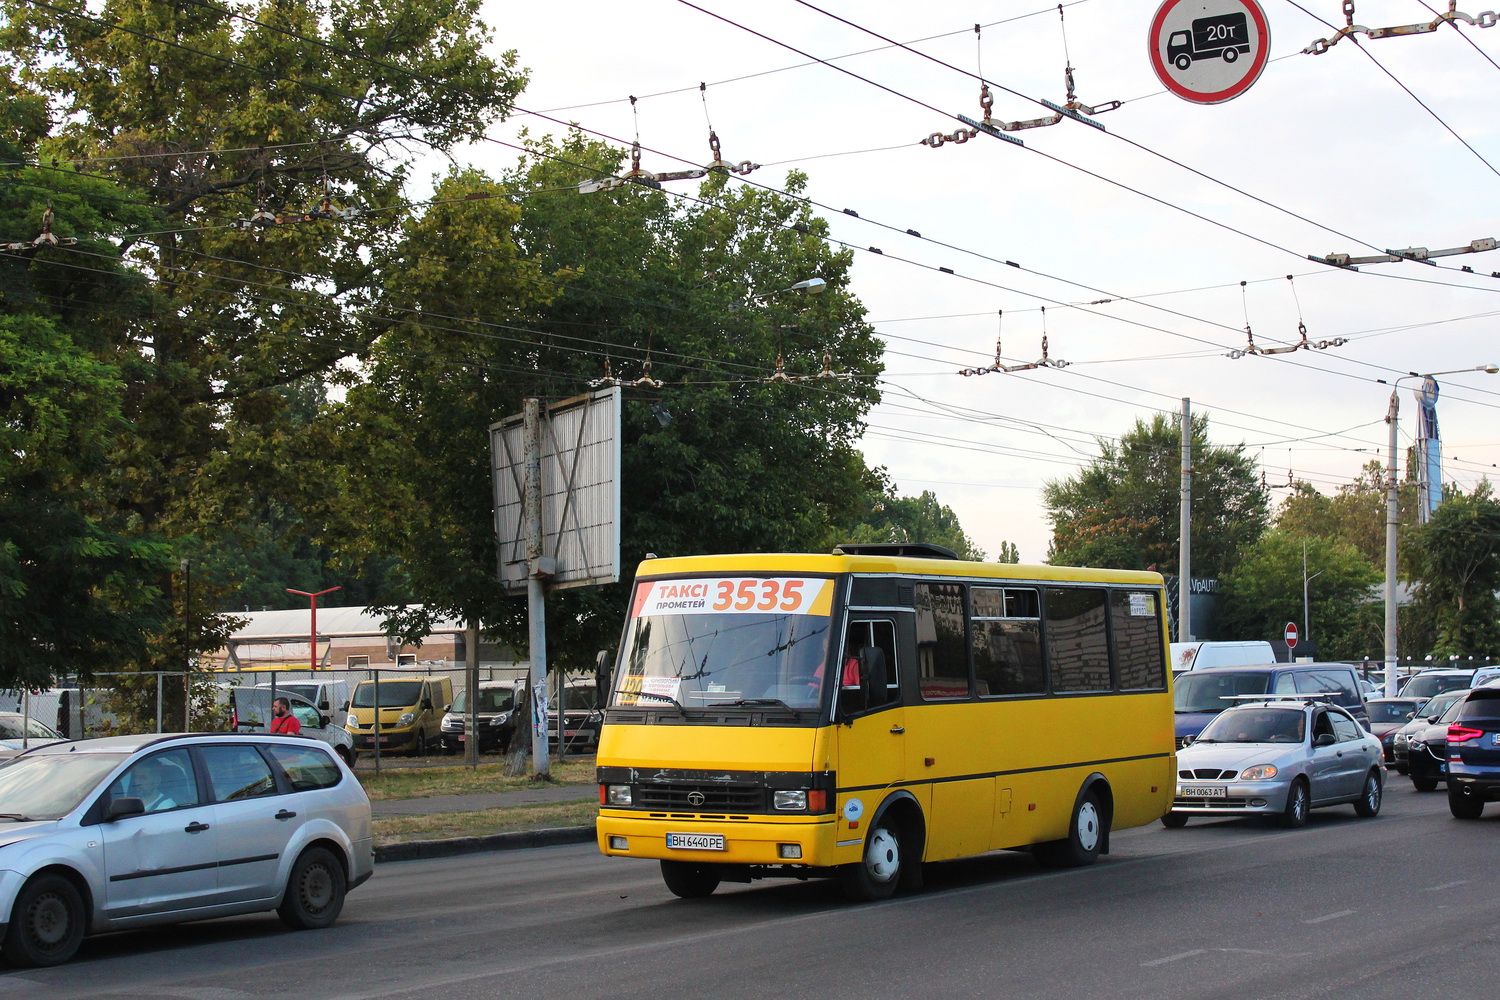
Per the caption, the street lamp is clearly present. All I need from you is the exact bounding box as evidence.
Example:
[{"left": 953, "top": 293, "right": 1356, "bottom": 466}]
[
  {"left": 747, "top": 276, "right": 826, "bottom": 302},
  {"left": 286, "top": 586, "right": 342, "bottom": 671},
  {"left": 1302, "top": 539, "right": 1323, "bottom": 654},
  {"left": 1382, "top": 364, "right": 1499, "bottom": 696}
]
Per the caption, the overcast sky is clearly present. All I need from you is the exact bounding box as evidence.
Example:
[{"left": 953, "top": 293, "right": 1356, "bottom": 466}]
[{"left": 465, "top": 0, "right": 1500, "bottom": 563}]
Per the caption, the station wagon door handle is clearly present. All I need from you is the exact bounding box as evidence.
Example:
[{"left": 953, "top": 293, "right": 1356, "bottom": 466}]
[
  {"left": 276, "top": 809, "right": 297, "bottom": 820},
  {"left": 889, "top": 725, "right": 905, "bottom": 735},
  {"left": 184, "top": 821, "right": 210, "bottom": 833}
]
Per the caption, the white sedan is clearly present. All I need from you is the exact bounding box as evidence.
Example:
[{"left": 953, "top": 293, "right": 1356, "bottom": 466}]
[{"left": 1164, "top": 697, "right": 1385, "bottom": 829}]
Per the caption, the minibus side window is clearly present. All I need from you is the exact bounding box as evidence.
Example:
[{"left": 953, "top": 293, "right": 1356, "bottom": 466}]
[
  {"left": 915, "top": 583, "right": 969, "bottom": 700},
  {"left": 1112, "top": 590, "right": 1167, "bottom": 691},
  {"left": 971, "top": 587, "right": 1044, "bottom": 698},
  {"left": 1046, "top": 588, "right": 1111, "bottom": 693},
  {"left": 840, "top": 619, "right": 900, "bottom": 715}
]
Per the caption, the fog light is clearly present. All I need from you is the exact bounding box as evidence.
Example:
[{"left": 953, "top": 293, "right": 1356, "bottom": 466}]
[
  {"left": 778, "top": 843, "right": 803, "bottom": 859},
  {"left": 606, "top": 784, "right": 633, "bottom": 806},
  {"left": 1250, "top": 799, "right": 1267, "bottom": 807},
  {"left": 609, "top": 836, "right": 628, "bottom": 850},
  {"left": 773, "top": 789, "right": 808, "bottom": 811}
]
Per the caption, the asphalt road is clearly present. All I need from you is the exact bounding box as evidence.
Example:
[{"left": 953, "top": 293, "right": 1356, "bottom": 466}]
[{"left": 5, "top": 781, "right": 1494, "bottom": 1000}]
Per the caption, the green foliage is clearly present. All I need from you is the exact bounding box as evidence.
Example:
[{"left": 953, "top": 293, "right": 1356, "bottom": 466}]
[
  {"left": 1043, "top": 413, "right": 1268, "bottom": 575},
  {"left": 1408, "top": 482, "right": 1500, "bottom": 657},
  {"left": 841, "top": 487, "right": 984, "bottom": 560},
  {"left": 994, "top": 540, "right": 1019, "bottom": 564},
  {"left": 1216, "top": 531, "right": 1382, "bottom": 658}
]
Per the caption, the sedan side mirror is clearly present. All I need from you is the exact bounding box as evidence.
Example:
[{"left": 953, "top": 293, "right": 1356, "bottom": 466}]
[
  {"left": 106, "top": 796, "right": 145, "bottom": 821},
  {"left": 1314, "top": 733, "right": 1337, "bottom": 747}
]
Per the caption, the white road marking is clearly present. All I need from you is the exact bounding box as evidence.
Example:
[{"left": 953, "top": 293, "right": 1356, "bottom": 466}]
[
  {"left": 1426, "top": 879, "right": 1471, "bottom": 891},
  {"left": 1141, "top": 949, "right": 1206, "bottom": 967},
  {"left": 1303, "top": 909, "right": 1355, "bottom": 924}
]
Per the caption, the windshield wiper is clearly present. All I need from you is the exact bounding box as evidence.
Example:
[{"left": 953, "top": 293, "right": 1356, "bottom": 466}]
[
  {"left": 708, "top": 698, "right": 800, "bottom": 711},
  {"left": 0, "top": 813, "right": 37, "bottom": 821},
  {"left": 633, "top": 690, "right": 687, "bottom": 715}
]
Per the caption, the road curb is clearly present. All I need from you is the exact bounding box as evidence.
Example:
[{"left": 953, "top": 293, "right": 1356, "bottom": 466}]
[{"left": 375, "top": 823, "right": 596, "bottom": 863}]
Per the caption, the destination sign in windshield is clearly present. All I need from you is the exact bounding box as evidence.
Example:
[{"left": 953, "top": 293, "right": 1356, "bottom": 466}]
[{"left": 631, "top": 577, "right": 833, "bottom": 618}]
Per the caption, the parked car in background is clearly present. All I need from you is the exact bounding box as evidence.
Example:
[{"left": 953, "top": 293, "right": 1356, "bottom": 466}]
[
  {"left": 1165, "top": 696, "right": 1384, "bottom": 829},
  {"left": 1407, "top": 692, "right": 1471, "bottom": 792},
  {"left": 1392, "top": 688, "right": 1469, "bottom": 775},
  {"left": 1468, "top": 665, "right": 1500, "bottom": 688},
  {"left": 439, "top": 680, "right": 526, "bottom": 754},
  {"left": 1169, "top": 640, "right": 1276, "bottom": 674},
  {"left": 346, "top": 675, "right": 452, "bottom": 756},
  {"left": 548, "top": 678, "right": 604, "bottom": 754},
  {"left": 1172, "top": 662, "right": 1369, "bottom": 746},
  {"left": 0, "top": 713, "right": 63, "bottom": 759},
  {"left": 1366, "top": 697, "right": 1427, "bottom": 768},
  {"left": 1399, "top": 669, "right": 1475, "bottom": 701},
  {"left": 0, "top": 733, "right": 372, "bottom": 966},
  {"left": 231, "top": 688, "right": 357, "bottom": 766},
  {"left": 251, "top": 679, "right": 352, "bottom": 716},
  {"left": 1446, "top": 686, "right": 1500, "bottom": 818}
]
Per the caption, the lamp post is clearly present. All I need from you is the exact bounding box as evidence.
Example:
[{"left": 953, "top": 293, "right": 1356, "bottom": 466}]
[
  {"left": 1382, "top": 365, "right": 1498, "bottom": 696},
  {"left": 1302, "top": 539, "right": 1323, "bottom": 652},
  {"left": 286, "top": 586, "right": 342, "bottom": 671}
]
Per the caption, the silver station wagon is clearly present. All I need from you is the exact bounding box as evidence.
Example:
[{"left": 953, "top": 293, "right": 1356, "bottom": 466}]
[
  {"left": 0, "top": 733, "right": 373, "bottom": 966},
  {"left": 1164, "top": 696, "right": 1385, "bottom": 829}
]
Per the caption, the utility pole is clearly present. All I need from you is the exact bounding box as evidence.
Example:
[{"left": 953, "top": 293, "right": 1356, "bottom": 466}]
[
  {"left": 1178, "top": 398, "right": 1192, "bottom": 642},
  {"left": 523, "top": 399, "right": 552, "bottom": 779}
]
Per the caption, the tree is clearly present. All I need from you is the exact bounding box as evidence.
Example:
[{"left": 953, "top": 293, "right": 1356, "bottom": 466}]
[
  {"left": 1216, "top": 531, "right": 1382, "bottom": 658},
  {"left": 995, "top": 540, "right": 1020, "bottom": 564},
  {"left": 842, "top": 487, "right": 984, "bottom": 560},
  {"left": 1277, "top": 462, "right": 1420, "bottom": 570},
  {"left": 0, "top": 77, "right": 179, "bottom": 687},
  {"left": 1043, "top": 413, "right": 1268, "bottom": 575},
  {"left": 316, "top": 135, "right": 887, "bottom": 662},
  {"left": 0, "top": 0, "right": 527, "bottom": 686},
  {"left": 1408, "top": 483, "right": 1500, "bottom": 657}
]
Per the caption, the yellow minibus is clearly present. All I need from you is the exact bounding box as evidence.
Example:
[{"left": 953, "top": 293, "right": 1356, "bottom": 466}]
[{"left": 595, "top": 543, "right": 1175, "bottom": 900}]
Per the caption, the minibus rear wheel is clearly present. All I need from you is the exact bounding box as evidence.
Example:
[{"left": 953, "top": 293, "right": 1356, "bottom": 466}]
[{"left": 660, "top": 861, "right": 721, "bottom": 899}]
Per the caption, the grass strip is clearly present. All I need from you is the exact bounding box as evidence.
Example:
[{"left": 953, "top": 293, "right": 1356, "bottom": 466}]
[
  {"left": 373, "top": 800, "right": 599, "bottom": 844},
  {"left": 356, "top": 758, "right": 596, "bottom": 801}
]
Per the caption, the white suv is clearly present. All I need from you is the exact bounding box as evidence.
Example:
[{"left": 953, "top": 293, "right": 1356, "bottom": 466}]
[{"left": 0, "top": 733, "right": 373, "bottom": 966}]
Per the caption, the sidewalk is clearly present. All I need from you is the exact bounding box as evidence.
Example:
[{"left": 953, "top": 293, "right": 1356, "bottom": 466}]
[{"left": 371, "top": 783, "right": 598, "bottom": 863}]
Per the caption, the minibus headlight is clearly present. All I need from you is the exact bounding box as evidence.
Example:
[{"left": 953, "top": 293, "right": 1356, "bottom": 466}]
[
  {"left": 606, "top": 784, "right": 633, "bottom": 806},
  {"left": 346, "top": 714, "right": 358, "bottom": 728},
  {"left": 398, "top": 712, "right": 416, "bottom": 726},
  {"left": 774, "top": 790, "right": 808, "bottom": 811}
]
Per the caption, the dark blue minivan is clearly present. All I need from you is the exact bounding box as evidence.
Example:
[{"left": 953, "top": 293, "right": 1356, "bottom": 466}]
[{"left": 1174, "top": 662, "right": 1369, "bottom": 746}]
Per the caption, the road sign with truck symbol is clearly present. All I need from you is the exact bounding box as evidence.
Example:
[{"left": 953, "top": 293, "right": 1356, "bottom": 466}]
[{"left": 1150, "top": 0, "right": 1270, "bottom": 105}]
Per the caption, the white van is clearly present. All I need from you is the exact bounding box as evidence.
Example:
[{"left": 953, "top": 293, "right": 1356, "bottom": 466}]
[{"left": 1170, "top": 640, "right": 1276, "bottom": 674}]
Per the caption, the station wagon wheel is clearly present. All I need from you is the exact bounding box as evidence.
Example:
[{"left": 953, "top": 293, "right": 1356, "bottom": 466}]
[
  {"left": 1160, "top": 812, "right": 1189, "bottom": 829},
  {"left": 1034, "top": 788, "right": 1105, "bottom": 868},
  {"left": 660, "top": 860, "right": 721, "bottom": 899},
  {"left": 1279, "top": 779, "right": 1309, "bottom": 829},
  {"left": 1353, "top": 769, "right": 1383, "bottom": 817},
  {"left": 278, "top": 847, "right": 347, "bottom": 930},
  {"left": 3, "top": 873, "right": 86, "bottom": 967}
]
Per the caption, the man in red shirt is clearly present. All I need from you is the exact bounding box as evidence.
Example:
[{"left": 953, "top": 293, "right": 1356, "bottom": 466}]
[{"left": 270, "top": 697, "right": 302, "bottom": 736}]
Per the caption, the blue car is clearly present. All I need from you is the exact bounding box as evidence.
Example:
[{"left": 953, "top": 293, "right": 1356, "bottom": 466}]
[
  {"left": 1446, "top": 687, "right": 1500, "bottom": 818},
  {"left": 1173, "top": 663, "right": 1369, "bottom": 746}
]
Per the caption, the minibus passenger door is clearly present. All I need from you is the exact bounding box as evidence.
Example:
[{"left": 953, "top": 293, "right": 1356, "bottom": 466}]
[{"left": 834, "top": 620, "right": 905, "bottom": 812}]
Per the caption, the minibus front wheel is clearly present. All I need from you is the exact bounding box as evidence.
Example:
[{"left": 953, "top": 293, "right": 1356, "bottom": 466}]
[
  {"left": 838, "top": 816, "right": 904, "bottom": 902},
  {"left": 660, "top": 860, "right": 721, "bottom": 899}
]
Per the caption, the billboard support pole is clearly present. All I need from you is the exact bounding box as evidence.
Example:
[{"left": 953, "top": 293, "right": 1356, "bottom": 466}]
[{"left": 524, "top": 399, "right": 551, "bottom": 779}]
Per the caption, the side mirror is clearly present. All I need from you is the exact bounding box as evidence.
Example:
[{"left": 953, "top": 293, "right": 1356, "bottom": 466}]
[
  {"left": 320, "top": 714, "right": 332, "bottom": 728},
  {"left": 1314, "top": 733, "right": 1337, "bottom": 747},
  {"left": 1405, "top": 712, "right": 1415, "bottom": 720},
  {"left": 107, "top": 796, "right": 145, "bottom": 821},
  {"left": 340, "top": 701, "right": 350, "bottom": 712},
  {"left": 422, "top": 699, "right": 433, "bottom": 711},
  {"left": 1181, "top": 735, "right": 1194, "bottom": 747},
  {"left": 443, "top": 704, "right": 451, "bottom": 713}
]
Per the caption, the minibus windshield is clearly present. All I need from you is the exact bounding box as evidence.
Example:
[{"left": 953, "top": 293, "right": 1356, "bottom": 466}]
[{"left": 612, "top": 612, "right": 831, "bottom": 712}]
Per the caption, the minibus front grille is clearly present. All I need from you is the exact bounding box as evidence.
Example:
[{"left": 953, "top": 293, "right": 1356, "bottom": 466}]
[{"left": 635, "top": 783, "right": 766, "bottom": 811}]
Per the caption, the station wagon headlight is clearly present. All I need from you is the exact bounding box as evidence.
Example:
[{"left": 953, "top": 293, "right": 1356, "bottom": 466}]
[
  {"left": 398, "top": 712, "right": 415, "bottom": 726},
  {"left": 1240, "top": 764, "right": 1278, "bottom": 780}
]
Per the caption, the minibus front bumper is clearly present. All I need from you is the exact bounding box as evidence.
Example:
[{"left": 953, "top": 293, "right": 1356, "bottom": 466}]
[{"left": 597, "top": 811, "right": 840, "bottom": 866}]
